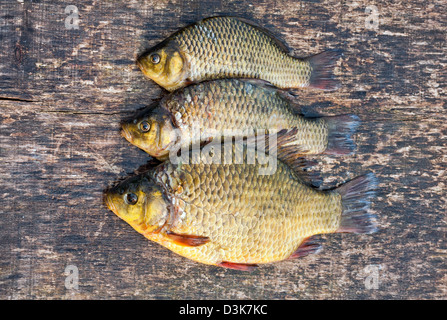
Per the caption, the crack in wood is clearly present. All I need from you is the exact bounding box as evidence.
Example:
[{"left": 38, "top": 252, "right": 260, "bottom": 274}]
[
  {"left": 0, "top": 0, "right": 445, "bottom": 300},
  {"left": 0, "top": 97, "right": 36, "bottom": 103},
  {"left": 40, "top": 110, "right": 130, "bottom": 115}
]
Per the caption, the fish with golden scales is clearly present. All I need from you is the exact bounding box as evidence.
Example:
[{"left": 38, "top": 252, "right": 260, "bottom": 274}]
[
  {"left": 105, "top": 142, "right": 378, "bottom": 271},
  {"left": 121, "top": 79, "right": 358, "bottom": 163},
  {"left": 137, "top": 16, "right": 342, "bottom": 91}
]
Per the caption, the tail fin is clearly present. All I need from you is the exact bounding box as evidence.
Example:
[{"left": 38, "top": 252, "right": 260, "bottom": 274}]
[
  {"left": 307, "top": 49, "right": 343, "bottom": 91},
  {"left": 323, "top": 114, "right": 360, "bottom": 155},
  {"left": 336, "top": 172, "right": 378, "bottom": 234}
]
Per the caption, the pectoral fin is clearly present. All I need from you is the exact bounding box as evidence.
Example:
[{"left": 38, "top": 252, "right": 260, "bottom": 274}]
[
  {"left": 165, "top": 231, "right": 210, "bottom": 247},
  {"left": 218, "top": 261, "right": 258, "bottom": 272}
]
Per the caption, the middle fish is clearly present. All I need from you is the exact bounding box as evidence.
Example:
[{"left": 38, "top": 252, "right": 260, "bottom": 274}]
[{"left": 121, "top": 79, "right": 359, "bottom": 161}]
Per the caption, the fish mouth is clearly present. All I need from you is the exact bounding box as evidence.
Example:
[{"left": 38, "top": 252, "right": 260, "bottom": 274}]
[
  {"left": 135, "top": 58, "right": 143, "bottom": 70},
  {"left": 120, "top": 125, "right": 133, "bottom": 142},
  {"left": 136, "top": 58, "right": 147, "bottom": 74},
  {"left": 105, "top": 194, "right": 118, "bottom": 215}
]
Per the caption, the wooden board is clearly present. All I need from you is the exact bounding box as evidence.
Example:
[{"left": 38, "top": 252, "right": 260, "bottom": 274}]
[{"left": 0, "top": 0, "right": 445, "bottom": 299}]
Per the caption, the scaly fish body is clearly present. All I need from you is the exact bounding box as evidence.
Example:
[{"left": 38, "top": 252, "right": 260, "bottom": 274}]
[
  {"left": 148, "top": 158, "right": 340, "bottom": 265},
  {"left": 162, "top": 79, "right": 328, "bottom": 154},
  {"left": 105, "top": 146, "right": 377, "bottom": 270},
  {"left": 121, "top": 79, "right": 358, "bottom": 160},
  {"left": 137, "top": 16, "right": 342, "bottom": 91}
]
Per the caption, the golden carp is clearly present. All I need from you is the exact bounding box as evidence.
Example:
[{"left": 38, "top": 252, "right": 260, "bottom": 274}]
[
  {"left": 105, "top": 143, "right": 377, "bottom": 271},
  {"left": 137, "top": 16, "right": 342, "bottom": 91},
  {"left": 121, "top": 79, "right": 359, "bottom": 161}
]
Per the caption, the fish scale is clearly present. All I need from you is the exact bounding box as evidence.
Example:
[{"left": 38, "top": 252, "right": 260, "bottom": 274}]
[
  {"left": 162, "top": 79, "right": 329, "bottom": 154},
  {"left": 122, "top": 77, "right": 359, "bottom": 162},
  {"left": 107, "top": 16, "right": 377, "bottom": 269},
  {"left": 146, "top": 154, "right": 342, "bottom": 265},
  {"left": 137, "top": 16, "right": 334, "bottom": 91},
  {"left": 106, "top": 152, "right": 377, "bottom": 269}
]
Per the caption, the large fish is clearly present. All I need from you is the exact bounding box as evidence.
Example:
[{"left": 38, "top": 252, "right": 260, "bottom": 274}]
[
  {"left": 105, "top": 142, "right": 378, "bottom": 271},
  {"left": 137, "top": 16, "right": 342, "bottom": 91},
  {"left": 121, "top": 79, "right": 358, "bottom": 161}
]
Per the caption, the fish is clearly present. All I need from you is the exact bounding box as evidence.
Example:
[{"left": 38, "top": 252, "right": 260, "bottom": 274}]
[
  {"left": 105, "top": 142, "right": 378, "bottom": 271},
  {"left": 136, "top": 16, "right": 342, "bottom": 91},
  {"left": 121, "top": 79, "right": 359, "bottom": 162}
]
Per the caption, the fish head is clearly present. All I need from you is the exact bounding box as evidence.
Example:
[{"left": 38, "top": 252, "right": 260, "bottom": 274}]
[
  {"left": 121, "top": 104, "right": 179, "bottom": 159},
  {"left": 105, "top": 175, "right": 169, "bottom": 234},
  {"left": 137, "top": 42, "right": 186, "bottom": 91}
]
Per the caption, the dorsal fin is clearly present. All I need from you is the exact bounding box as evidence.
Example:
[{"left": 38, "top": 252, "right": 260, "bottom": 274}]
[
  {"left": 238, "top": 78, "right": 294, "bottom": 97},
  {"left": 248, "top": 129, "right": 323, "bottom": 187},
  {"left": 275, "top": 129, "right": 322, "bottom": 186},
  {"left": 238, "top": 78, "right": 334, "bottom": 119},
  {"left": 235, "top": 78, "right": 303, "bottom": 113},
  {"left": 200, "top": 16, "right": 291, "bottom": 53}
]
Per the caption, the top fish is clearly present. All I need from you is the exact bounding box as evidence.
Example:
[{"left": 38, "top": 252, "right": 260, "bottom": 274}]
[{"left": 137, "top": 16, "right": 342, "bottom": 91}]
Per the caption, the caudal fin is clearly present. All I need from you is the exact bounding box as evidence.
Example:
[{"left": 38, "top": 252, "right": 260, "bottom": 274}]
[
  {"left": 307, "top": 49, "right": 343, "bottom": 91},
  {"left": 336, "top": 172, "right": 378, "bottom": 234},
  {"left": 323, "top": 114, "right": 360, "bottom": 156}
]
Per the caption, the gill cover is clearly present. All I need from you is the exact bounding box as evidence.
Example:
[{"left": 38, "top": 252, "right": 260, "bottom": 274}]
[
  {"left": 121, "top": 105, "right": 179, "bottom": 159},
  {"left": 106, "top": 176, "right": 170, "bottom": 235},
  {"left": 137, "top": 42, "right": 188, "bottom": 91}
]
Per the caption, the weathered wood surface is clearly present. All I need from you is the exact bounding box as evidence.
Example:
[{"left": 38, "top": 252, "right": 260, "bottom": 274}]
[{"left": 0, "top": 0, "right": 446, "bottom": 300}]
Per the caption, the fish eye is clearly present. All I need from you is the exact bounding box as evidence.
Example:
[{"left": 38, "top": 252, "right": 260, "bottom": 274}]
[
  {"left": 139, "top": 121, "right": 151, "bottom": 132},
  {"left": 150, "top": 53, "right": 160, "bottom": 64},
  {"left": 124, "top": 193, "right": 138, "bottom": 205}
]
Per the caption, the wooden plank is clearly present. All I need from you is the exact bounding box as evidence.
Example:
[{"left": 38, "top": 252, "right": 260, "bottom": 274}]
[{"left": 0, "top": 0, "right": 446, "bottom": 299}]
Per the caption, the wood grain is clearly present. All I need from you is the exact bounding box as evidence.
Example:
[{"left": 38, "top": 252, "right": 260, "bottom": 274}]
[{"left": 0, "top": 0, "right": 445, "bottom": 299}]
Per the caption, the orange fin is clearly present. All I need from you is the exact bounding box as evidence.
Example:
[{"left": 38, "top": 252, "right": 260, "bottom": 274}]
[
  {"left": 218, "top": 261, "right": 258, "bottom": 272},
  {"left": 166, "top": 231, "right": 210, "bottom": 247},
  {"left": 288, "top": 236, "right": 323, "bottom": 260}
]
